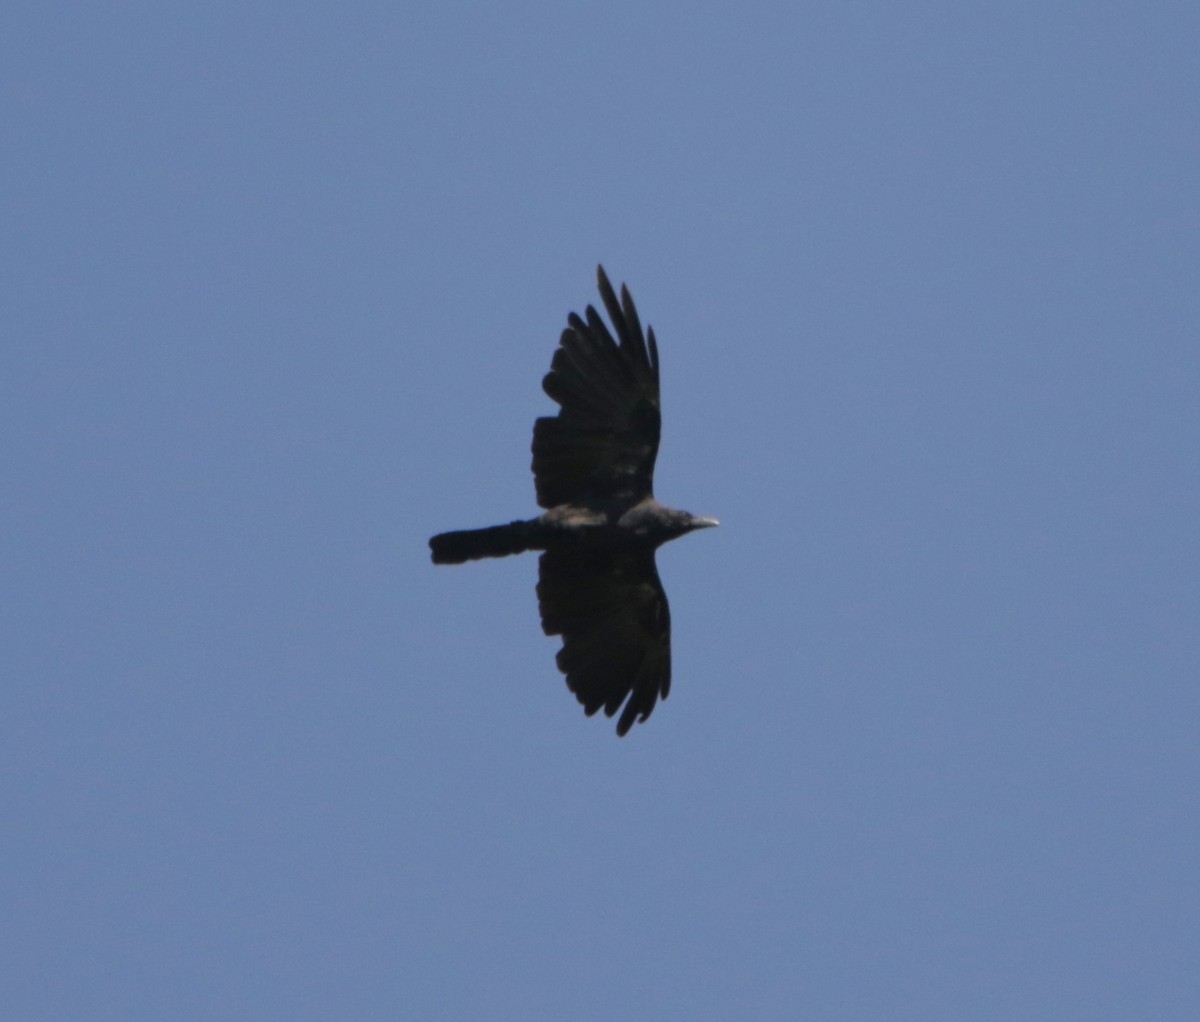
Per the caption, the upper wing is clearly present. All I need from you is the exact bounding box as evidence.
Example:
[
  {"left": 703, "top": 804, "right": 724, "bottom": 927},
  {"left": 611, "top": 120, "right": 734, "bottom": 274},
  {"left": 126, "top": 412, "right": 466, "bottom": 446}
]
[
  {"left": 531, "top": 266, "right": 661, "bottom": 509},
  {"left": 536, "top": 547, "right": 671, "bottom": 736}
]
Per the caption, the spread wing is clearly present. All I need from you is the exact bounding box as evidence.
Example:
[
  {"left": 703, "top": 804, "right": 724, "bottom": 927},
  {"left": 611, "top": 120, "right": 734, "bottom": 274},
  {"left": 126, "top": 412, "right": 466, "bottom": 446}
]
[
  {"left": 536, "top": 547, "right": 671, "bottom": 736},
  {"left": 531, "top": 266, "right": 661, "bottom": 509}
]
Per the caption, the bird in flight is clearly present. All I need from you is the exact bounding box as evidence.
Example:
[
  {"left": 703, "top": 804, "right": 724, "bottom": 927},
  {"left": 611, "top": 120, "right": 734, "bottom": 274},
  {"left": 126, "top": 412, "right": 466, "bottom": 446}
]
[{"left": 429, "top": 266, "right": 717, "bottom": 735}]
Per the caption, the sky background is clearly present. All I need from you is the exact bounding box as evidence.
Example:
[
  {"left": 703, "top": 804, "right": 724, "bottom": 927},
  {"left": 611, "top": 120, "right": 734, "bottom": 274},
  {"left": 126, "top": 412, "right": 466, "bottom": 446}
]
[{"left": 3, "top": 3, "right": 1198, "bottom": 1019}]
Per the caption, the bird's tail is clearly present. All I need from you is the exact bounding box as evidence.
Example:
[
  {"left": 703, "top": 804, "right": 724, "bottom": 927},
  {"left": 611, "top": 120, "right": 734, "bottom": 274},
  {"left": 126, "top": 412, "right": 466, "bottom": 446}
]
[{"left": 429, "top": 519, "right": 544, "bottom": 564}]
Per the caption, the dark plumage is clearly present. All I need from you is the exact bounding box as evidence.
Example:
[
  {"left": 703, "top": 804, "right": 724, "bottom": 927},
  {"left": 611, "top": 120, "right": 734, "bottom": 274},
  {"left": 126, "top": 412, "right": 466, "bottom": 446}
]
[{"left": 429, "top": 267, "right": 717, "bottom": 735}]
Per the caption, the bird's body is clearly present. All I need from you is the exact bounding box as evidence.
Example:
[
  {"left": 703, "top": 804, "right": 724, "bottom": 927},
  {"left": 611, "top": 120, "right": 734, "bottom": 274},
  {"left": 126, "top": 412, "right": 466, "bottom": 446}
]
[
  {"left": 429, "top": 267, "right": 716, "bottom": 735},
  {"left": 428, "top": 497, "right": 709, "bottom": 564}
]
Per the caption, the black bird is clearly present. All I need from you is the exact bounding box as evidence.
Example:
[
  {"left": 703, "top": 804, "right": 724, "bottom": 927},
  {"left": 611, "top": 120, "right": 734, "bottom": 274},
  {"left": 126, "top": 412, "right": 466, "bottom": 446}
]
[{"left": 429, "top": 267, "right": 717, "bottom": 735}]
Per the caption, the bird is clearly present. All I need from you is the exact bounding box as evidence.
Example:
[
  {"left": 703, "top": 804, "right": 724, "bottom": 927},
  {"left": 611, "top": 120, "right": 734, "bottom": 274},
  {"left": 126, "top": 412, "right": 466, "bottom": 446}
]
[{"left": 429, "top": 266, "right": 717, "bottom": 735}]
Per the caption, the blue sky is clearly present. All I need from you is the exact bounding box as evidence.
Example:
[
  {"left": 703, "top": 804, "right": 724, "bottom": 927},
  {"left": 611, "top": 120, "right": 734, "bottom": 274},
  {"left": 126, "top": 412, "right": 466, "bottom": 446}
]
[{"left": 3, "top": 3, "right": 1197, "bottom": 1019}]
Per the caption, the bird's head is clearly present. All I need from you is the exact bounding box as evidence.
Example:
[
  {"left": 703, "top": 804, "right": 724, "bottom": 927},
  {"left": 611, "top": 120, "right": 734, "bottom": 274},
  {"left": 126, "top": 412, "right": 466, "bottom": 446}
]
[{"left": 635, "top": 506, "right": 718, "bottom": 548}]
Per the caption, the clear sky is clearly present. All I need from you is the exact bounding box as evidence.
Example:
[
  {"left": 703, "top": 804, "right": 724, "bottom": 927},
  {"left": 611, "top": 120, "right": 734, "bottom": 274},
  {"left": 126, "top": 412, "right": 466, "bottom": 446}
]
[{"left": 3, "top": 3, "right": 1197, "bottom": 1019}]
